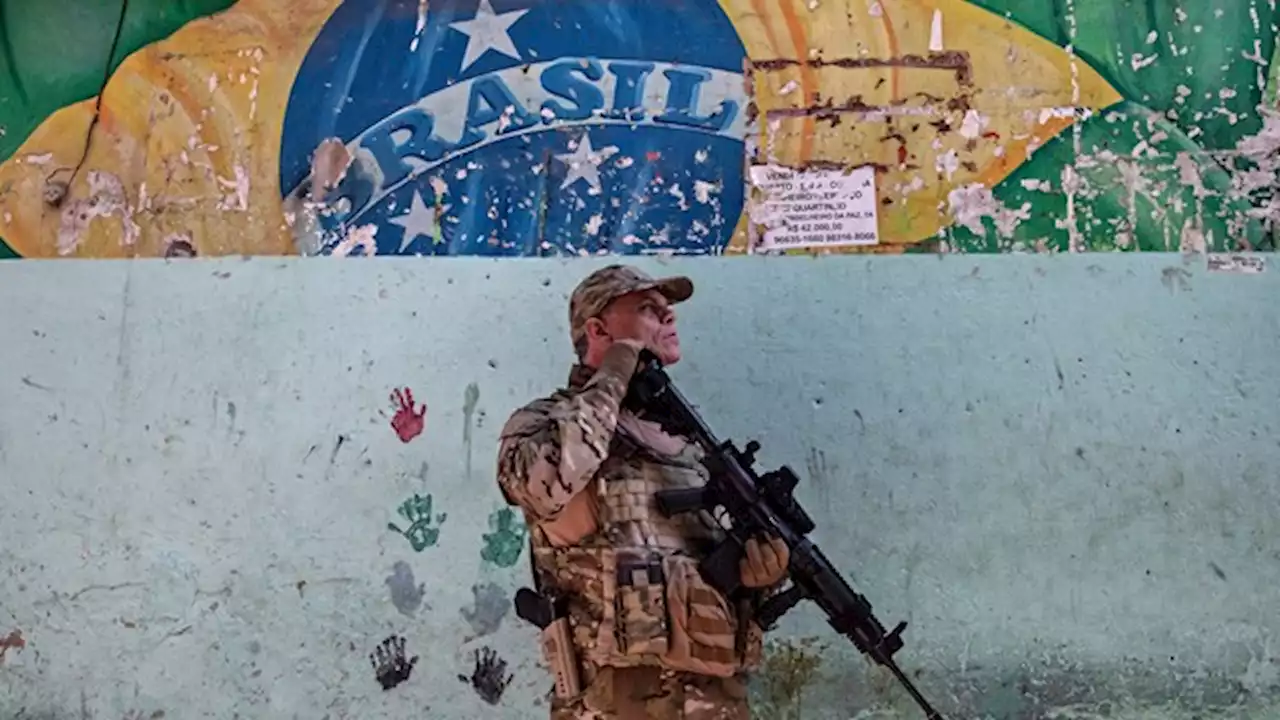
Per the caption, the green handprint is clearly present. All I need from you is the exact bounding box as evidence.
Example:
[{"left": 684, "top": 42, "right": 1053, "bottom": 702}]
[
  {"left": 387, "top": 493, "right": 447, "bottom": 552},
  {"left": 480, "top": 507, "right": 527, "bottom": 568}
]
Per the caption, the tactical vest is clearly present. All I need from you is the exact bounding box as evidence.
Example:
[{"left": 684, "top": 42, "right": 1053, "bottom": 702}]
[{"left": 528, "top": 403, "right": 763, "bottom": 679}]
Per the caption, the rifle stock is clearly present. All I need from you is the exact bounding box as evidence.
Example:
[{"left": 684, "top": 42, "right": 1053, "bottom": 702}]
[{"left": 627, "top": 350, "right": 946, "bottom": 720}]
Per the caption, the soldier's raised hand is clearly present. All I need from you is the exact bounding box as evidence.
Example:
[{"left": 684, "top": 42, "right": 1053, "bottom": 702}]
[{"left": 740, "top": 535, "right": 790, "bottom": 588}]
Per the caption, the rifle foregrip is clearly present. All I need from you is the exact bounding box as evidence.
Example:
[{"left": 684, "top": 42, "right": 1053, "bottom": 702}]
[{"left": 655, "top": 487, "right": 707, "bottom": 516}]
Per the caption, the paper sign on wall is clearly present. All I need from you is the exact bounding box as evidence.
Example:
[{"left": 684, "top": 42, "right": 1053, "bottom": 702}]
[
  {"left": 1207, "top": 253, "right": 1266, "bottom": 274},
  {"left": 748, "top": 164, "right": 880, "bottom": 251}
]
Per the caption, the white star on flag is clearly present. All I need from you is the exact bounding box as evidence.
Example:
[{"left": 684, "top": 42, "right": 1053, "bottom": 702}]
[
  {"left": 555, "top": 134, "right": 619, "bottom": 193},
  {"left": 390, "top": 190, "right": 448, "bottom": 252},
  {"left": 449, "top": 0, "right": 529, "bottom": 72}
]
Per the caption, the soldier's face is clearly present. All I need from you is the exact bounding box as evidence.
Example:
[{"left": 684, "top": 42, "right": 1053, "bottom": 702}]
[{"left": 601, "top": 289, "right": 681, "bottom": 365}]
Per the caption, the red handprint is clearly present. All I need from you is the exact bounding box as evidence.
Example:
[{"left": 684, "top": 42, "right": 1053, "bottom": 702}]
[{"left": 390, "top": 388, "right": 426, "bottom": 443}]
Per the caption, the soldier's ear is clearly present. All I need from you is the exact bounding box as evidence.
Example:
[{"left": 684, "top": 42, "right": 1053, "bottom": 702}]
[{"left": 585, "top": 317, "right": 610, "bottom": 342}]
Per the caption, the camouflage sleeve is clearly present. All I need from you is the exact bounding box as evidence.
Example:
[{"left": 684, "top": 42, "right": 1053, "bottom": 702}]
[{"left": 495, "top": 341, "right": 640, "bottom": 521}]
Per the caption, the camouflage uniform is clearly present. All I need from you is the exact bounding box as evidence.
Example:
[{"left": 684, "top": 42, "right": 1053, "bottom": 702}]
[{"left": 496, "top": 266, "right": 764, "bottom": 719}]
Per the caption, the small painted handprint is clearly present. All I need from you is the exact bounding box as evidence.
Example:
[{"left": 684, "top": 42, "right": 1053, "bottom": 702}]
[
  {"left": 390, "top": 387, "right": 426, "bottom": 443},
  {"left": 387, "top": 493, "right": 447, "bottom": 552},
  {"left": 370, "top": 634, "right": 419, "bottom": 690},
  {"left": 480, "top": 507, "right": 527, "bottom": 568},
  {"left": 459, "top": 646, "right": 513, "bottom": 705}
]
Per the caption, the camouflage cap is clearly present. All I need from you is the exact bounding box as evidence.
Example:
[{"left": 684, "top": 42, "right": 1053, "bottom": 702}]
[{"left": 569, "top": 264, "right": 694, "bottom": 346}]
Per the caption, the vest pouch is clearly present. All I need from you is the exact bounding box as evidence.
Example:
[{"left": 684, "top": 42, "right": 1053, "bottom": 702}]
[
  {"left": 613, "top": 552, "right": 670, "bottom": 657},
  {"left": 660, "top": 554, "right": 741, "bottom": 678}
]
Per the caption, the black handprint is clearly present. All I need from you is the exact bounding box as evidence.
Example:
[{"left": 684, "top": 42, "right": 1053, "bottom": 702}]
[
  {"left": 370, "top": 634, "right": 419, "bottom": 690},
  {"left": 458, "top": 646, "right": 513, "bottom": 705}
]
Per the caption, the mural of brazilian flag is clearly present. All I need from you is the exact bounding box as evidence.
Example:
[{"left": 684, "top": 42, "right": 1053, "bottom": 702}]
[{"left": 0, "top": 0, "right": 1276, "bottom": 259}]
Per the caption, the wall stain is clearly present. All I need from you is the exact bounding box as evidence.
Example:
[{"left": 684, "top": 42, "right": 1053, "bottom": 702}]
[
  {"left": 19, "top": 376, "right": 51, "bottom": 392},
  {"left": 385, "top": 560, "right": 427, "bottom": 617},
  {"left": 0, "top": 628, "right": 25, "bottom": 664},
  {"left": 974, "top": 670, "right": 1033, "bottom": 720},
  {"left": 460, "top": 581, "right": 510, "bottom": 640},
  {"left": 328, "top": 433, "right": 348, "bottom": 466},
  {"left": 941, "top": 653, "right": 1268, "bottom": 719},
  {"left": 458, "top": 646, "right": 513, "bottom": 705},
  {"left": 223, "top": 399, "right": 244, "bottom": 447},
  {"left": 463, "top": 382, "right": 480, "bottom": 478},
  {"left": 804, "top": 448, "right": 836, "bottom": 513},
  {"left": 164, "top": 234, "right": 197, "bottom": 258},
  {"left": 805, "top": 448, "right": 829, "bottom": 483},
  {"left": 1160, "top": 266, "right": 1193, "bottom": 293},
  {"left": 753, "top": 51, "right": 974, "bottom": 88}
]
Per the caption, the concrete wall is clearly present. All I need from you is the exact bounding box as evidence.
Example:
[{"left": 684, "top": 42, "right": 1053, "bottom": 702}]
[{"left": 1, "top": 254, "right": 1278, "bottom": 719}]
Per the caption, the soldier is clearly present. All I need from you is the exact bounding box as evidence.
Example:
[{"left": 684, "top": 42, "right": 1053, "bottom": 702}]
[{"left": 496, "top": 264, "right": 791, "bottom": 719}]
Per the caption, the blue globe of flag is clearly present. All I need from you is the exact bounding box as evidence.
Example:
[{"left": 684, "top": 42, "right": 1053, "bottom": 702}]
[{"left": 279, "top": 0, "right": 750, "bottom": 257}]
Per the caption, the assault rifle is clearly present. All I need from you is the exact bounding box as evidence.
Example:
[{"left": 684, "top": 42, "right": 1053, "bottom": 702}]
[{"left": 625, "top": 350, "right": 945, "bottom": 720}]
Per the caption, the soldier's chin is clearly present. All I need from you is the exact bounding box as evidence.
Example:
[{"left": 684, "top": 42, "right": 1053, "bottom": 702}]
[{"left": 656, "top": 343, "right": 681, "bottom": 366}]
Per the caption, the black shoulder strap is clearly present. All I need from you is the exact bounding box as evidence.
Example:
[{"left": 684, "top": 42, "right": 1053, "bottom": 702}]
[{"left": 526, "top": 536, "right": 543, "bottom": 592}]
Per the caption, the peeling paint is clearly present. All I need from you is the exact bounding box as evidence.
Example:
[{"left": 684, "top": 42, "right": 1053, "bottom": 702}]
[
  {"left": 948, "top": 184, "right": 1031, "bottom": 241},
  {"left": 331, "top": 224, "right": 378, "bottom": 257},
  {"left": 310, "top": 138, "right": 353, "bottom": 194},
  {"left": 56, "top": 171, "right": 138, "bottom": 256},
  {"left": 410, "top": 0, "right": 429, "bottom": 52},
  {"left": 959, "top": 110, "right": 987, "bottom": 140},
  {"left": 215, "top": 166, "right": 250, "bottom": 212},
  {"left": 1235, "top": 109, "right": 1280, "bottom": 234}
]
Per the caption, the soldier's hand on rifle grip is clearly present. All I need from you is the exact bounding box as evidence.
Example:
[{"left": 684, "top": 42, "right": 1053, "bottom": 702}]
[{"left": 740, "top": 535, "right": 790, "bottom": 588}]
